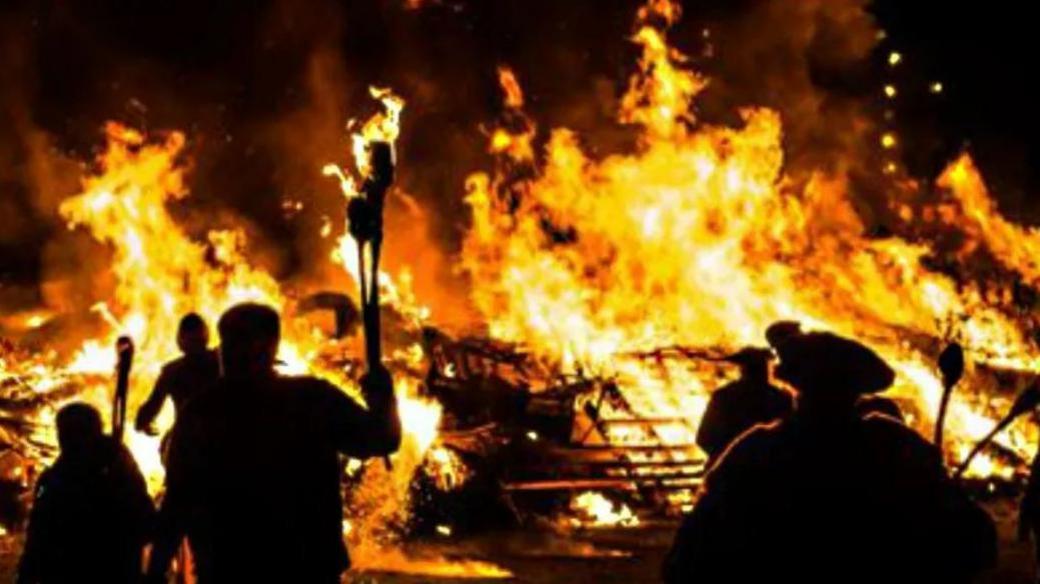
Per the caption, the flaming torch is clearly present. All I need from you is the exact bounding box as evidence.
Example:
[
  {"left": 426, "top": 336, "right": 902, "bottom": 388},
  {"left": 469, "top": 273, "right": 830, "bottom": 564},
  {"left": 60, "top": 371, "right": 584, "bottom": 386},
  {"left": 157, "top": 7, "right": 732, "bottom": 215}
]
[
  {"left": 349, "top": 142, "right": 395, "bottom": 371},
  {"left": 348, "top": 141, "right": 397, "bottom": 473}
]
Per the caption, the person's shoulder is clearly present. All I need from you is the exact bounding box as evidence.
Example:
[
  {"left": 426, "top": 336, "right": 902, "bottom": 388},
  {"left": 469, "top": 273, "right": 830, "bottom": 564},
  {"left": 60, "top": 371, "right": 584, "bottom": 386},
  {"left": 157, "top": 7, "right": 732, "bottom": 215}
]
[
  {"left": 34, "top": 465, "right": 59, "bottom": 492},
  {"left": 862, "top": 412, "right": 924, "bottom": 441},
  {"left": 277, "top": 374, "right": 337, "bottom": 390},
  {"left": 729, "top": 420, "right": 785, "bottom": 453},
  {"left": 161, "top": 354, "right": 191, "bottom": 373},
  {"left": 276, "top": 375, "right": 346, "bottom": 403},
  {"left": 100, "top": 438, "right": 142, "bottom": 472},
  {"left": 709, "top": 420, "right": 785, "bottom": 475},
  {"left": 767, "top": 383, "right": 794, "bottom": 402},
  {"left": 861, "top": 413, "right": 939, "bottom": 458}
]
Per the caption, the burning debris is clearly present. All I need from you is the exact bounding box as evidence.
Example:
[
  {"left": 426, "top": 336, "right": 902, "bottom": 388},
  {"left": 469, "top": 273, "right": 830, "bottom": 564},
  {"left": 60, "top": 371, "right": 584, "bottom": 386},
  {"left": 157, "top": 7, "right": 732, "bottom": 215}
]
[{"left": 1, "top": 0, "right": 1040, "bottom": 579}]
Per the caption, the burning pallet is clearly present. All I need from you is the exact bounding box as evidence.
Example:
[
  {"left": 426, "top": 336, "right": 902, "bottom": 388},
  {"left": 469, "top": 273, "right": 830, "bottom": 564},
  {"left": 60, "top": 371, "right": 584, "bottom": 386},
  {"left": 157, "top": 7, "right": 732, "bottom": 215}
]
[{"left": 421, "top": 330, "right": 708, "bottom": 523}]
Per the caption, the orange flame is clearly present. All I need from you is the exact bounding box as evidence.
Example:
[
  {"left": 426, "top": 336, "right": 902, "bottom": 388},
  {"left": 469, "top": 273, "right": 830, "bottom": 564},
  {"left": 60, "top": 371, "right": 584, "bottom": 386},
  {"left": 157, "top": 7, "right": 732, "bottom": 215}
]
[{"left": 461, "top": 0, "right": 1038, "bottom": 478}]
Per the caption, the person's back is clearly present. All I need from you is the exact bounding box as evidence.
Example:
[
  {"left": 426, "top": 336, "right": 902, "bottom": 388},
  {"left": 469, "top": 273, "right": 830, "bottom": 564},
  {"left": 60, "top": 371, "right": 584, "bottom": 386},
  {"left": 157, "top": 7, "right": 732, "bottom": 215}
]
[
  {"left": 18, "top": 403, "right": 154, "bottom": 584},
  {"left": 695, "top": 348, "right": 792, "bottom": 462},
  {"left": 670, "top": 413, "right": 993, "bottom": 582},
  {"left": 665, "top": 328, "right": 995, "bottom": 584},
  {"left": 695, "top": 376, "right": 792, "bottom": 462},
  {"left": 147, "top": 303, "right": 400, "bottom": 584},
  {"left": 168, "top": 374, "right": 394, "bottom": 581}
]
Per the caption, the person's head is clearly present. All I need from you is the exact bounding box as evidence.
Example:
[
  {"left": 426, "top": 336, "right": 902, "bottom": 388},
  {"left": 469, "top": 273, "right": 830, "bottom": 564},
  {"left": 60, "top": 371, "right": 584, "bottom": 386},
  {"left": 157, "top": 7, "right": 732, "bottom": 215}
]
[
  {"left": 56, "top": 402, "right": 104, "bottom": 460},
  {"left": 772, "top": 329, "right": 895, "bottom": 417},
  {"left": 765, "top": 321, "right": 802, "bottom": 353},
  {"left": 218, "top": 303, "right": 280, "bottom": 379},
  {"left": 177, "top": 313, "right": 210, "bottom": 356},
  {"left": 725, "top": 348, "right": 772, "bottom": 381}
]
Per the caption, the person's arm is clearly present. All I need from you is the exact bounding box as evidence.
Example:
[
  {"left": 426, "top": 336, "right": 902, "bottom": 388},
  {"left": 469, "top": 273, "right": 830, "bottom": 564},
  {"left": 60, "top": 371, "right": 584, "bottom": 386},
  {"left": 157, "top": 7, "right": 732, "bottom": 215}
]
[
  {"left": 325, "top": 366, "right": 401, "bottom": 458},
  {"left": 135, "top": 368, "right": 170, "bottom": 434},
  {"left": 17, "top": 471, "right": 57, "bottom": 584}
]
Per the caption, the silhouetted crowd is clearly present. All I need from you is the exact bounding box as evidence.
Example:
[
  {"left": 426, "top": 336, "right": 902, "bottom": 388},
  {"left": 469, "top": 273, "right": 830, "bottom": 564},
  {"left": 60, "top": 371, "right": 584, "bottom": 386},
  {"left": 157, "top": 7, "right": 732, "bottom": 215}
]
[
  {"left": 17, "top": 305, "right": 400, "bottom": 584},
  {"left": 12, "top": 307, "right": 1034, "bottom": 583}
]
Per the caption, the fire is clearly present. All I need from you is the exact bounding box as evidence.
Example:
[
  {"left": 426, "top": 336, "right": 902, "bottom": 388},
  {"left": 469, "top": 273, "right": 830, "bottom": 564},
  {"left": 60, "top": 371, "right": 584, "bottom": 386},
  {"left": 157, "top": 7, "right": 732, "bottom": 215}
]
[
  {"left": 55, "top": 122, "right": 297, "bottom": 488},
  {"left": 569, "top": 491, "right": 640, "bottom": 529},
  {"left": 6, "top": 0, "right": 1040, "bottom": 563},
  {"left": 1, "top": 82, "right": 506, "bottom": 576},
  {"left": 461, "top": 0, "right": 1039, "bottom": 478}
]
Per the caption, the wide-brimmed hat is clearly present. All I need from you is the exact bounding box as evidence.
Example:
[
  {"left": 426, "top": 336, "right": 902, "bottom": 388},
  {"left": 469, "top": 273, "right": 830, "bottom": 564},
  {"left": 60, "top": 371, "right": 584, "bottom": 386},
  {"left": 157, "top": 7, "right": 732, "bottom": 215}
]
[{"left": 773, "top": 330, "right": 895, "bottom": 396}]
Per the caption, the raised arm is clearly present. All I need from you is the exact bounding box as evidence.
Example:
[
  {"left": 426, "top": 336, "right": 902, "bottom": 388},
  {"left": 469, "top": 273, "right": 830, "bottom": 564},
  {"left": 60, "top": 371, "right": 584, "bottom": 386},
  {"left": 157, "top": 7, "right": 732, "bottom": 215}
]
[{"left": 325, "top": 366, "right": 401, "bottom": 458}]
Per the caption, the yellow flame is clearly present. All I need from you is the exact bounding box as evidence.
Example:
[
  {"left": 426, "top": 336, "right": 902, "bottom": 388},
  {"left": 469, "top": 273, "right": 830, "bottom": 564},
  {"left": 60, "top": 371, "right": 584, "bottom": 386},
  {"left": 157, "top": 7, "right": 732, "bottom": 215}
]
[
  {"left": 570, "top": 491, "right": 640, "bottom": 528},
  {"left": 461, "top": 0, "right": 1039, "bottom": 479}
]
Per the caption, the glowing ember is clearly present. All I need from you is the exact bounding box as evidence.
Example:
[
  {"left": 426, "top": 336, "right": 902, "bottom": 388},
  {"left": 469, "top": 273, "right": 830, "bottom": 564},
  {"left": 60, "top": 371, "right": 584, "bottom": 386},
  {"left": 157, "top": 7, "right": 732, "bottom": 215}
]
[{"left": 569, "top": 492, "right": 640, "bottom": 528}]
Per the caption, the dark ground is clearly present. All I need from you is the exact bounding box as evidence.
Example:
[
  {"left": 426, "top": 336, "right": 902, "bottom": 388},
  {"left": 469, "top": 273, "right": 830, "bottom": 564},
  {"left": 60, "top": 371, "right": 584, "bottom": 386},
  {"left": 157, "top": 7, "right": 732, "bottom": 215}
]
[{"left": 0, "top": 499, "right": 1035, "bottom": 583}]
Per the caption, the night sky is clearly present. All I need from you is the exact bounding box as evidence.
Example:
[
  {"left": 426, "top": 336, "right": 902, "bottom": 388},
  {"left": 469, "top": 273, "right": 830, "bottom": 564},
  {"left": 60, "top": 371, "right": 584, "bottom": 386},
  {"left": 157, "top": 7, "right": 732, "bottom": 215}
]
[{"left": 0, "top": 0, "right": 1036, "bottom": 305}]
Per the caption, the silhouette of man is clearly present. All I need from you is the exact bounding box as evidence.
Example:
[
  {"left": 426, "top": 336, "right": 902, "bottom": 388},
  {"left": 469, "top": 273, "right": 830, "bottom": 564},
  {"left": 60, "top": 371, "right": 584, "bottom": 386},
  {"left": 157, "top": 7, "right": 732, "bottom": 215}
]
[
  {"left": 663, "top": 327, "right": 996, "bottom": 584},
  {"left": 696, "top": 348, "right": 792, "bottom": 465},
  {"left": 18, "top": 403, "right": 154, "bottom": 584},
  {"left": 135, "top": 313, "right": 219, "bottom": 436},
  {"left": 145, "top": 303, "right": 401, "bottom": 584}
]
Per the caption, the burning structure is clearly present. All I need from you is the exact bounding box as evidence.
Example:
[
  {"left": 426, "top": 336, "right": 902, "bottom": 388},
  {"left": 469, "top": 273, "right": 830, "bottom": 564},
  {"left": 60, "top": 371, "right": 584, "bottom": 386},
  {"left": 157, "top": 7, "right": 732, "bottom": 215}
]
[{"left": 1, "top": 0, "right": 1039, "bottom": 577}]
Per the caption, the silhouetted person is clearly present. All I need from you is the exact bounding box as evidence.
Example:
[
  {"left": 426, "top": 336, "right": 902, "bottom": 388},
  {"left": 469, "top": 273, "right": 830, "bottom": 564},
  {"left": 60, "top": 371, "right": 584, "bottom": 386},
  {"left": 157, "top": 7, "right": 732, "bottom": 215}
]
[
  {"left": 145, "top": 303, "right": 401, "bottom": 584},
  {"left": 696, "top": 348, "right": 792, "bottom": 465},
  {"left": 135, "top": 313, "right": 219, "bottom": 435},
  {"left": 18, "top": 403, "right": 154, "bottom": 584},
  {"left": 664, "top": 327, "right": 996, "bottom": 584}
]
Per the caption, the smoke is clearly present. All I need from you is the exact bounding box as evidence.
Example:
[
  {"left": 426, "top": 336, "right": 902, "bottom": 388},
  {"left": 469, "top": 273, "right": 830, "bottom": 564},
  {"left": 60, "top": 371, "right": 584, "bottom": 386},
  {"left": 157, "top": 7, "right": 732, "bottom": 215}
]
[{"left": 680, "top": 0, "right": 884, "bottom": 220}]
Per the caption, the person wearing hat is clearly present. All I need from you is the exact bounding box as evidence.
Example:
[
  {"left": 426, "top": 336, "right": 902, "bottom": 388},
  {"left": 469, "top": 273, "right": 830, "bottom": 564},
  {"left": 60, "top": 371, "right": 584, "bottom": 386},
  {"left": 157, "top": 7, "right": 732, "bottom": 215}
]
[
  {"left": 696, "top": 347, "right": 792, "bottom": 466},
  {"left": 663, "top": 326, "right": 996, "bottom": 583}
]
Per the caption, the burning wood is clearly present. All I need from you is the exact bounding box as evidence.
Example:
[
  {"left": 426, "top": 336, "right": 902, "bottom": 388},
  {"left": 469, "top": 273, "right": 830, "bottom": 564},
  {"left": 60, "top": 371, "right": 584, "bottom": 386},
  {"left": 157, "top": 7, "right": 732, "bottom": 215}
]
[{"left": 3, "top": 0, "right": 1040, "bottom": 579}]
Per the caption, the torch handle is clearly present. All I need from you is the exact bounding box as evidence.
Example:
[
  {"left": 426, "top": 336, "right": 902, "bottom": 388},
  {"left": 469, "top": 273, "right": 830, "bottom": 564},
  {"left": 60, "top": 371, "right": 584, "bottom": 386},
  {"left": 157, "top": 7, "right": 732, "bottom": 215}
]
[
  {"left": 935, "top": 380, "right": 954, "bottom": 457},
  {"left": 364, "top": 237, "right": 383, "bottom": 368},
  {"left": 113, "top": 336, "right": 134, "bottom": 443},
  {"left": 953, "top": 418, "right": 1011, "bottom": 480}
]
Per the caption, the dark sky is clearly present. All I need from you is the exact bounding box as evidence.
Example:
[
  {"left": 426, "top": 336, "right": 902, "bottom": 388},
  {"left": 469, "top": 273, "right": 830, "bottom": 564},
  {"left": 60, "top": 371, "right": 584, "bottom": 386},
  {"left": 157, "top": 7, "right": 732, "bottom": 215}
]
[
  {"left": 0, "top": 0, "right": 1037, "bottom": 303},
  {"left": 872, "top": 0, "right": 1040, "bottom": 215}
]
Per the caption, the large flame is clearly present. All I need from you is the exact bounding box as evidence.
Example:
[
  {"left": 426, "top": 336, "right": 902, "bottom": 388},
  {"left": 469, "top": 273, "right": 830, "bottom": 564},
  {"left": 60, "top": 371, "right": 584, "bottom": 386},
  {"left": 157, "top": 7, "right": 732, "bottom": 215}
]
[
  {"left": 461, "top": 0, "right": 1038, "bottom": 477},
  {"left": 9, "top": 0, "right": 1040, "bottom": 561},
  {"left": 16, "top": 88, "right": 506, "bottom": 576}
]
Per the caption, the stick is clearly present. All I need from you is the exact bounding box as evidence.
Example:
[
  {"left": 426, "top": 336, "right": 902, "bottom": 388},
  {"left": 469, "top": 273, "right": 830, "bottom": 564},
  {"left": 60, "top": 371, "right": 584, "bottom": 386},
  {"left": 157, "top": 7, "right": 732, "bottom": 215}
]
[
  {"left": 113, "top": 336, "right": 134, "bottom": 443},
  {"left": 934, "top": 343, "right": 964, "bottom": 459},
  {"left": 954, "top": 384, "right": 1040, "bottom": 479},
  {"left": 347, "top": 142, "right": 394, "bottom": 470}
]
